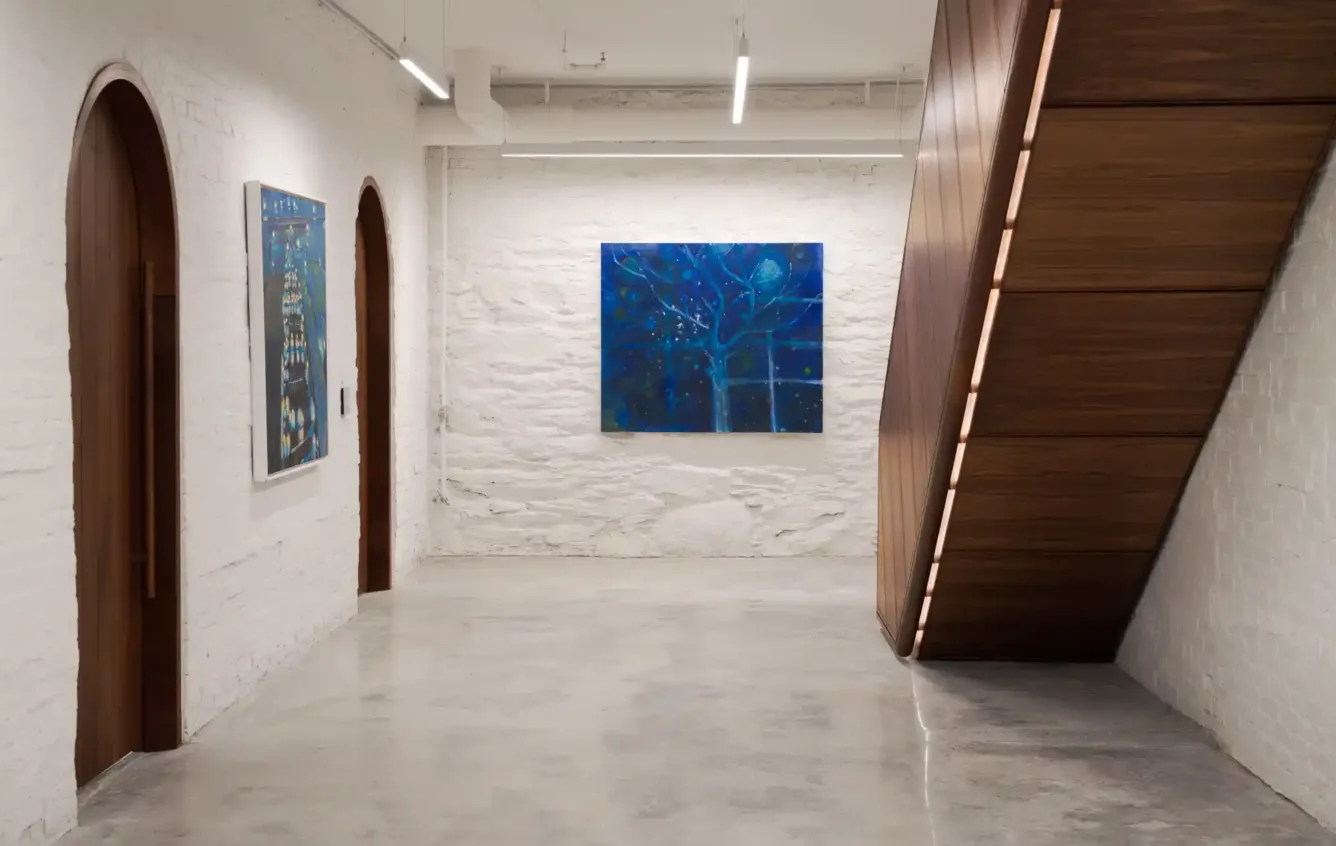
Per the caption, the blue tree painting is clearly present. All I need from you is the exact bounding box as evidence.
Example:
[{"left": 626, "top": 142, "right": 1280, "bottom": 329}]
[{"left": 601, "top": 242, "right": 823, "bottom": 433}]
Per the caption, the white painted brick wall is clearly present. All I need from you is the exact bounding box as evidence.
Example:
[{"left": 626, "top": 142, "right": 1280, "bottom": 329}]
[
  {"left": 427, "top": 148, "right": 450, "bottom": 505},
  {"left": 435, "top": 152, "right": 911, "bottom": 556},
  {"left": 1119, "top": 143, "right": 1336, "bottom": 831},
  {"left": 0, "top": 1, "right": 431, "bottom": 842}
]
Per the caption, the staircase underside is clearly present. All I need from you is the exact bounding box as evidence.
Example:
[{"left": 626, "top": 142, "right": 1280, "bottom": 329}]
[{"left": 877, "top": 0, "right": 1336, "bottom": 661}]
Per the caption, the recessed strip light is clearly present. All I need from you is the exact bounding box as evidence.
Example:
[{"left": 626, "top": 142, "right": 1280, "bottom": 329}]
[
  {"left": 932, "top": 490, "right": 956, "bottom": 564},
  {"left": 499, "top": 152, "right": 906, "bottom": 159},
  {"left": 960, "top": 392, "right": 977, "bottom": 442},
  {"left": 970, "top": 289, "right": 1001, "bottom": 391},
  {"left": 915, "top": 0, "right": 1064, "bottom": 657},
  {"left": 1024, "top": 7, "right": 1062, "bottom": 145},
  {"left": 917, "top": 596, "right": 933, "bottom": 629},
  {"left": 950, "top": 442, "right": 967, "bottom": 488},
  {"left": 993, "top": 229, "right": 1013, "bottom": 285},
  {"left": 1005, "top": 151, "right": 1030, "bottom": 226}
]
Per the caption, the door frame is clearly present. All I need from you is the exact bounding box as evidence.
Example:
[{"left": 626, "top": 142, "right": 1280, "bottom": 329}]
[
  {"left": 356, "top": 178, "right": 395, "bottom": 593},
  {"left": 66, "top": 62, "right": 182, "bottom": 755}
]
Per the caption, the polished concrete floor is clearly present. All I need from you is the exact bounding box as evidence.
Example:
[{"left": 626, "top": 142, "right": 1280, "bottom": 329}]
[{"left": 64, "top": 557, "right": 1333, "bottom": 845}]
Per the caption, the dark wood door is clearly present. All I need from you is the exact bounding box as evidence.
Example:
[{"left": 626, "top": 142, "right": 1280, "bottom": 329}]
[
  {"left": 69, "top": 94, "right": 146, "bottom": 785},
  {"left": 356, "top": 217, "right": 370, "bottom": 594},
  {"left": 356, "top": 187, "right": 392, "bottom": 594}
]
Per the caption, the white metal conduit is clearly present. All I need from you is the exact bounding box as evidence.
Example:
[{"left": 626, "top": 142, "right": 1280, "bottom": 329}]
[
  {"left": 420, "top": 104, "right": 920, "bottom": 145},
  {"left": 421, "top": 50, "right": 922, "bottom": 147}
]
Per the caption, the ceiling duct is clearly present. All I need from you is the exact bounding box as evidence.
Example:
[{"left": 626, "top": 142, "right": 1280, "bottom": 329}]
[
  {"left": 421, "top": 101, "right": 916, "bottom": 146},
  {"left": 426, "top": 50, "right": 922, "bottom": 147},
  {"left": 451, "top": 48, "right": 505, "bottom": 144}
]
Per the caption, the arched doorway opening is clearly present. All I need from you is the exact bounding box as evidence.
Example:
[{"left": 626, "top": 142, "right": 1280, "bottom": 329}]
[
  {"left": 66, "top": 64, "right": 182, "bottom": 786},
  {"left": 356, "top": 180, "right": 393, "bottom": 594}
]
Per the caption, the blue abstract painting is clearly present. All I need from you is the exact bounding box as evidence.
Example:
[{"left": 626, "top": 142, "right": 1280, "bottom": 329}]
[
  {"left": 601, "top": 243, "right": 823, "bottom": 433},
  {"left": 246, "top": 183, "right": 329, "bottom": 479}
]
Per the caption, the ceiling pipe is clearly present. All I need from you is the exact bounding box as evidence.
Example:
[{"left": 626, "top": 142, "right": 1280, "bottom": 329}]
[
  {"left": 428, "top": 48, "right": 921, "bottom": 147},
  {"left": 316, "top": 0, "right": 400, "bottom": 59},
  {"left": 420, "top": 103, "right": 917, "bottom": 146}
]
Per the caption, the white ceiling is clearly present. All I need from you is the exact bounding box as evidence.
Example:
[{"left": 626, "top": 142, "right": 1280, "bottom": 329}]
[{"left": 335, "top": 0, "right": 934, "bottom": 84}]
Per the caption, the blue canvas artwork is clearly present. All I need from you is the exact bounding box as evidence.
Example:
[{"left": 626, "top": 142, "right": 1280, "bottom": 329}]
[
  {"left": 601, "top": 243, "right": 823, "bottom": 433},
  {"left": 246, "top": 183, "right": 329, "bottom": 478}
]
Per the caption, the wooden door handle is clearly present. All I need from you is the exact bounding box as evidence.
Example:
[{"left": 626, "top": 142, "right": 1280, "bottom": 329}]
[{"left": 142, "top": 262, "right": 157, "bottom": 600}]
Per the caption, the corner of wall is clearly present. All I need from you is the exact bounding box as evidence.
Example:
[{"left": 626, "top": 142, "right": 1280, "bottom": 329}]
[
  {"left": 426, "top": 146, "right": 450, "bottom": 557},
  {"left": 1118, "top": 139, "right": 1336, "bottom": 831}
]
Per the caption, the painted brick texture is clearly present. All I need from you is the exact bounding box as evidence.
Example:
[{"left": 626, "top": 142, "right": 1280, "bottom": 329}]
[
  {"left": 1119, "top": 144, "right": 1336, "bottom": 831},
  {"left": 0, "top": 1, "right": 431, "bottom": 842},
  {"left": 435, "top": 153, "right": 912, "bottom": 557}
]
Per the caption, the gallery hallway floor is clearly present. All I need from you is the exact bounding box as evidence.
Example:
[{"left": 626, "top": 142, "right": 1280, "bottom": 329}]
[{"left": 62, "top": 558, "right": 1334, "bottom": 845}]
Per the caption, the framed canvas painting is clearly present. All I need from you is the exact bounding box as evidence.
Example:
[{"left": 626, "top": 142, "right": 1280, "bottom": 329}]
[
  {"left": 245, "top": 182, "right": 329, "bottom": 480},
  {"left": 601, "top": 242, "right": 823, "bottom": 433}
]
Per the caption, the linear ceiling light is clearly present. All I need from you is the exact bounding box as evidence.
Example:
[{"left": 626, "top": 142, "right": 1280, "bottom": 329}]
[
  {"left": 317, "top": 2, "right": 450, "bottom": 99},
  {"left": 400, "top": 42, "right": 450, "bottom": 100},
  {"left": 499, "top": 152, "right": 905, "bottom": 159},
  {"left": 732, "top": 35, "right": 750, "bottom": 125}
]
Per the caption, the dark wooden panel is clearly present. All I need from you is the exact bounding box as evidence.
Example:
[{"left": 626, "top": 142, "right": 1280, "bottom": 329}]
[
  {"left": 875, "top": 433, "right": 894, "bottom": 622},
  {"left": 879, "top": 0, "right": 952, "bottom": 646},
  {"left": 1045, "top": 0, "right": 1336, "bottom": 105},
  {"left": 947, "top": 438, "right": 1197, "bottom": 551},
  {"left": 971, "top": 292, "right": 1261, "bottom": 437},
  {"left": 356, "top": 213, "right": 369, "bottom": 594},
  {"left": 918, "top": 622, "right": 1124, "bottom": 662},
  {"left": 947, "top": 0, "right": 986, "bottom": 243},
  {"left": 1007, "top": 106, "right": 1336, "bottom": 292},
  {"left": 920, "top": 550, "right": 1152, "bottom": 660},
  {"left": 876, "top": 0, "right": 1051, "bottom": 655},
  {"left": 107, "top": 76, "right": 184, "bottom": 756},
  {"left": 71, "top": 93, "right": 144, "bottom": 787},
  {"left": 69, "top": 66, "right": 183, "bottom": 769},
  {"left": 901, "top": 0, "right": 1336, "bottom": 662},
  {"left": 929, "top": 551, "right": 1153, "bottom": 622},
  {"left": 356, "top": 185, "right": 394, "bottom": 594}
]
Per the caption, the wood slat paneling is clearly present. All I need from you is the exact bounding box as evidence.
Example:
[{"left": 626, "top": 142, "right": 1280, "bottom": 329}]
[
  {"left": 946, "top": 437, "right": 1198, "bottom": 551},
  {"left": 1006, "top": 106, "right": 1336, "bottom": 292},
  {"left": 876, "top": 0, "right": 1051, "bottom": 655},
  {"left": 894, "top": 0, "right": 1336, "bottom": 662},
  {"left": 971, "top": 292, "right": 1261, "bottom": 437},
  {"left": 1045, "top": 0, "right": 1336, "bottom": 105}
]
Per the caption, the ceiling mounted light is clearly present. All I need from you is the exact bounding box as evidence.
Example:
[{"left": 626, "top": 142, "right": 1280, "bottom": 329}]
[
  {"left": 499, "top": 152, "right": 905, "bottom": 159},
  {"left": 316, "top": 0, "right": 451, "bottom": 99},
  {"left": 731, "top": 33, "right": 750, "bottom": 125},
  {"left": 399, "top": 41, "right": 450, "bottom": 100},
  {"left": 497, "top": 142, "right": 910, "bottom": 159}
]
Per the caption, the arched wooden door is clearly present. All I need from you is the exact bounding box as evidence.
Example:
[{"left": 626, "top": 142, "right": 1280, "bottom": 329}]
[
  {"left": 67, "top": 65, "right": 181, "bottom": 785},
  {"left": 356, "top": 182, "right": 393, "bottom": 594}
]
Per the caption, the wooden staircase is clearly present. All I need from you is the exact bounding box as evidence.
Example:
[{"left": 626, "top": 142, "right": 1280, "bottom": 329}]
[{"left": 877, "top": 0, "right": 1336, "bottom": 660}]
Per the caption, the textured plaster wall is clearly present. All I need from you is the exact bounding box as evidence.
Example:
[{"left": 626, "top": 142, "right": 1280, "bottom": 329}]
[
  {"left": 435, "top": 152, "right": 911, "bottom": 557},
  {"left": 0, "top": 1, "right": 431, "bottom": 841}
]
